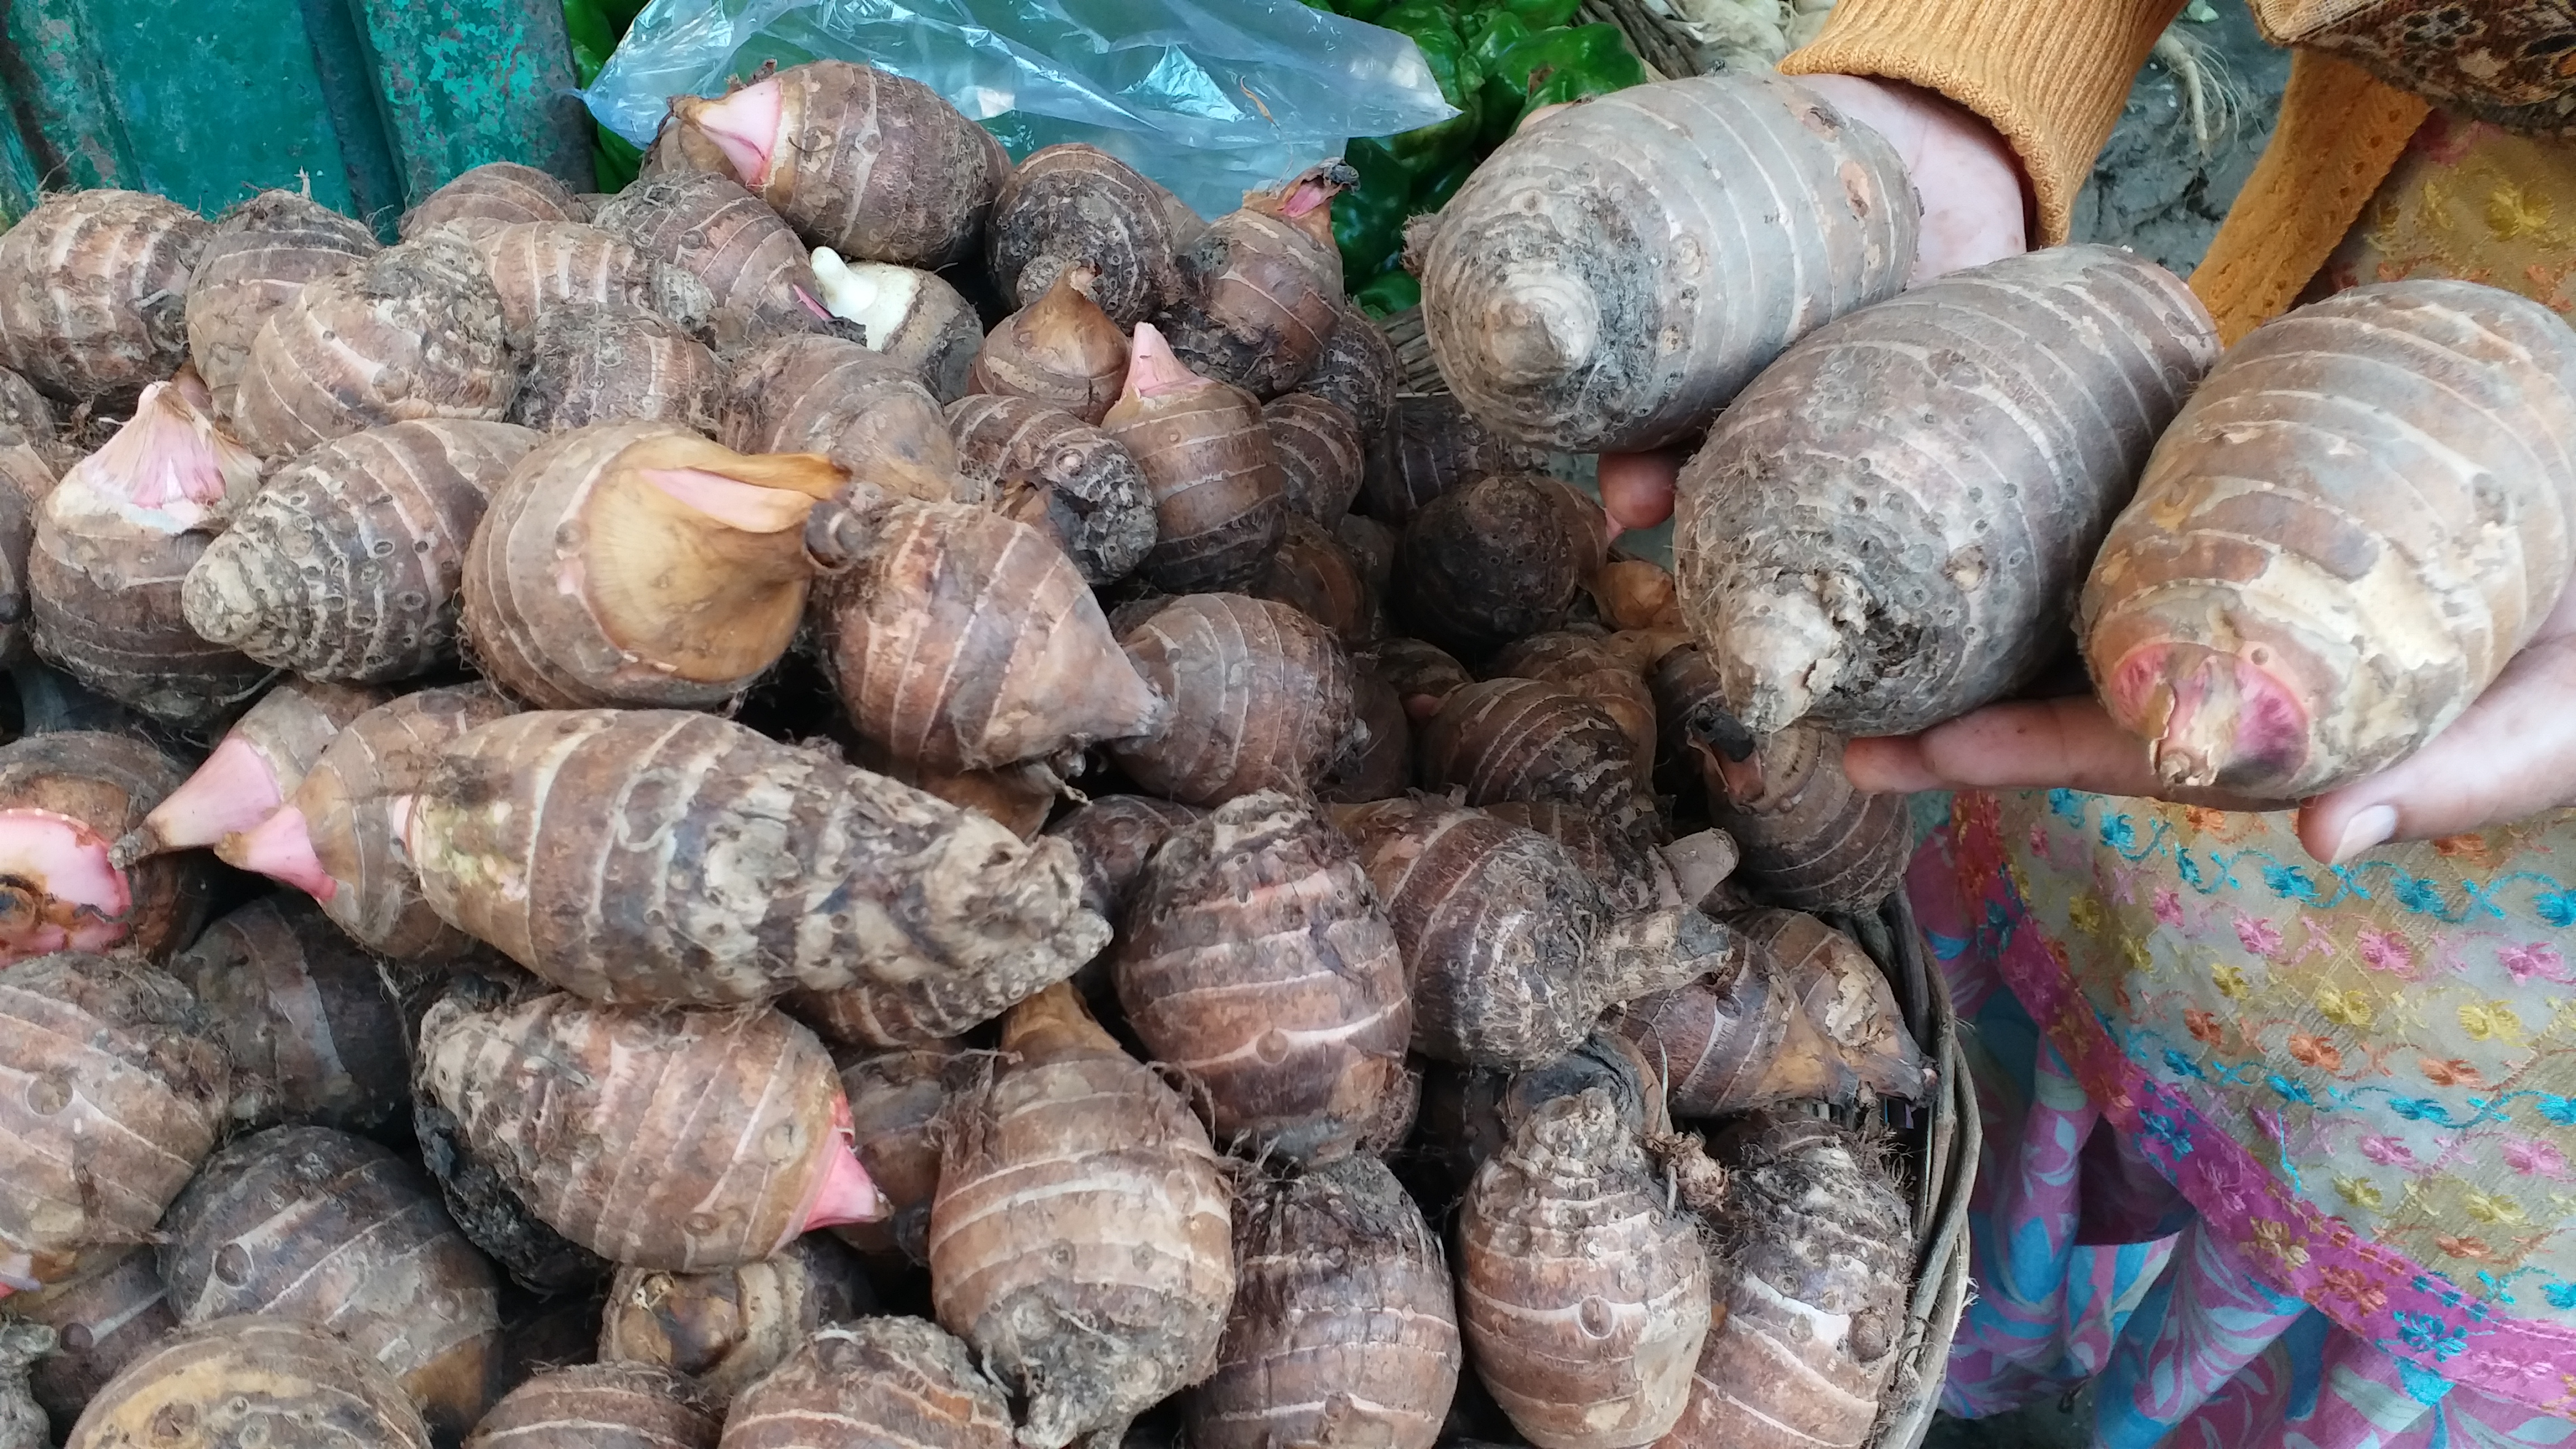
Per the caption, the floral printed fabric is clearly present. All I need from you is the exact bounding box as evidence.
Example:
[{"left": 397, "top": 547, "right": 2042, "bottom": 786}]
[
  {"left": 2251, "top": 1, "right": 2576, "bottom": 135},
  {"left": 2316, "top": 108, "right": 2576, "bottom": 309}
]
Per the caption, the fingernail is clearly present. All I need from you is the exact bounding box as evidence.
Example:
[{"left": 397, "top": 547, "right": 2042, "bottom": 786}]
[{"left": 2332, "top": 804, "right": 2398, "bottom": 864}]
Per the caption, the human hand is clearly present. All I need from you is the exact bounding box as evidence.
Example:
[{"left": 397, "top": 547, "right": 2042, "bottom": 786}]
[{"left": 1844, "top": 585, "right": 2576, "bottom": 865}]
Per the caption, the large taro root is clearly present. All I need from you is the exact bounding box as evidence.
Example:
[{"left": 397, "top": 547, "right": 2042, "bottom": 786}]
[
  {"left": 0, "top": 731, "right": 207, "bottom": 964},
  {"left": 8, "top": 1248, "right": 177, "bottom": 1436},
  {"left": 65, "top": 1316, "right": 434, "bottom": 1449},
  {"left": 1416, "top": 73, "right": 1913, "bottom": 453},
  {"left": 1357, "top": 393, "right": 1521, "bottom": 525},
  {"left": 721, "top": 332, "right": 967, "bottom": 505},
  {"left": 1419, "top": 678, "right": 1641, "bottom": 817},
  {"left": 457, "top": 220, "right": 713, "bottom": 352},
  {"left": 404, "top": 162, "right": 588, "bottom": 238},
  {"left": 465, "top": 1363, "right": 719, "bottom": 1449},
  {"left": 811, "top": 250, "right": 983, "bottom": 402},
  {"left": 594, "top": 171, "right": 826, "bottom": 346},
  {"left": 716, "top": 1319, "right": 1012, "bottom": 1449},
  {"left": 1109, "top": 594, "right": 1353, "bottom": 807},
  {"left": 929, "top": 984, "right": 1235, "bottom": 1449},
  {"left": 1104, "top": 324, "right": 1287, "bottom": 593},
  {"left": 172, "top": 895, "right": 413, "bottom": 1133},
  {"left": 0, "top": 191, "right": 209, "bottom": 405},
  {"left": 946, "top": 393, "right": 1157, "bottom": 586},
  {"left": 515, "top": 305, "right": 723, "bottom": 434},
  {"left": 114, "top": 680, "right": 388, "bottom": 866},
  {"left": 185, "top": 190, "right": 380, "bottom": 420},
  {"left": 986, "top": 144, "right": 1186, "bottom": 328}
]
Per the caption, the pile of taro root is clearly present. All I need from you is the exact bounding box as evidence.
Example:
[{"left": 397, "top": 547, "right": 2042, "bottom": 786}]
[{"left": 0, "top": 58, "right": 1936, "bottom": 1449}]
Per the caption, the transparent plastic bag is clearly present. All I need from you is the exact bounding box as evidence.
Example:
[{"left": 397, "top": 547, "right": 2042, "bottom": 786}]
[{"left": 585, "top": 0, "right": 1460, "bottom": 219}]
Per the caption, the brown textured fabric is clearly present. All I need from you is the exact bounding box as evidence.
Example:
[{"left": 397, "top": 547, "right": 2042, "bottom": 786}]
[
  {"left": 2313, "top": 107, "right": 2576, "bottom": 311},
  {"left": 2251, "top": 0, "right": 2576, "bottom": 134}
]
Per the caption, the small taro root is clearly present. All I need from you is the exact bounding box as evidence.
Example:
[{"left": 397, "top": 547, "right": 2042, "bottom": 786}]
[
  {"left": 171, "top": 894, "right": 411, "bottom": 1132},
  {"left": 66, "top": 1315, "right": 433, "bottom": 1449},
  {"left": 0, "top": 1320, "right": 46, "bottom": 1449},
  {"left": 1677, "top": 246, "right": 2219, "bottom": 736},
  {"left": 808, "top": 487, "right": 1164, "bottom": 774},
  {"left": 1418, "top": 72, "right": 1913, "bottom": 453},
  {"left": 0, "top": 953, "right": 228, "bottom": 1295},
  {"left": 11, "top": 1248, "right": 175, "bottom": 1437},
  {"left": 220, "top": 683, "right": 515, "bottom": 961},
  {"left": 1657, "top": 1114, "right": 1914, "bottom": 1449},
  {"left": 0, "top": 191, "right": 209, "bottom": 405},
  {"left": 0, "top": 368, "right": 58, "bottom": 460},
  {"left": 1115, "top": 792, "right": 1412, "bottom": 1160},
  {"left": 828, "top": 1040, "right": 959, "bottom": 1262},
  {"left": 1374, "top": 636, "right": 1472, "bottom": 720},
  {"left": 233, "top": 229, "right": 517, "bottom": 460},
  {"left": 114, "top": 680, "right": 388, "bottom": 865},
  {"left": 1394, "top": 473, "right": 1605, "bottom": 660},
  {"left": 987, "top": 144, "right": 1184, "bottom": 328},
  {"left": 30, "top": 382, "right": 269, "bottom": 728},
  {"left": 1420, "top": 677, "right": 1640, "bottom": 816},
  {"left": 184, "top": 419, "right": 538, "bottom": 684},
  {"left": 0, "top": 731, "right": 206, "bottom": 963},
  {"left": 945, "top": 393, "right": 1156, "bottom": 586},
  {"left": 1611, "top": 909, "right": 1925, "bottom": 1117},
  {"left": 929, "top": 984, "right": 1235, "bottom": 1449},
  {"left": 460, "top": 220, "right": 714, "bottom": 352},
  {"left": 1253, "top": 512, "right": 1375, "bottom": 646},
  {"left": 2085, "top": 280, "right": 2576, "bottom": 796},
  {"left": 419, "top": 991, "right": 880, "bottom": 1272},
  {"left": 463, "top": 422, "right": 845, "bottom": 709},
  {"left": 1265, "top": 391, "right": 1366, "bottom": 525},
  {"left": 1046, "top": 795, "right": 1204, "bottom": 926},
  {"left": 722, "top": 332, "right": 968, "bottom": 505},
  {"left": 599, "top": 1234, "right": 873, "bottom": 1406},
  {"left": 409, "top": 710, "right": 1107, "bottom": 1026},
  {"left": 1357, "top": 393, "right": 1521, "bottom": 524},
  {"left": 404, "top": 162, "right": 586, "bottom": 238},
  {"left": 1188, "top": 1154, "right": 1459, "bottom": 1449},
  {"left": 515, "top": 306, "right": 722, "bottom": 433},
  {"left": 0, "top": 434, "right": 53, "bottom": 668},
  {"left": 716, "top": 1319, "right": 1011, "bottom": 1449},
  {"left": 1459, "top": 1088, "right": 1713, "bottom": 1449},
  {"left": 968, "top": 264, "right": 1130, "bottom": 425},
  {"left": 594, "top": 172, "right": 825, "bottom": 346},
  {"left": 1298, "top": 305, "right": 1399, "bottom": 438},
  {"left": 466, "top": 1363, "right": 719, "bottom": 1449},
  {"left": 667, "top": 59, "right": 1007, "bottom": 269},
  {"left": 184, "top": 191, "right": 380, "bottom": 419},
  {"left": 1592, "top": 558, "right": 1684, "bottom": 632},
  {"left": 1104, "top": 324, "right": 1287, "bottom": 593},
  {"left": 812, "top": 249, "right": 982, "bottom": 401},
  {"left": 1319, "top": 665, "right": 1410, "bottom": 804},
  {"left": 1337, "top": 511, "right": 1396, "bottom": 595},
  {"left": 1109, "top": 594, "right": 1354, "bottom": 806},
  {"left": 1694, "top": 712, "right": 1909, "bottom": 915},
  {"left": 1159, "top": 164, "right": 1353, "bottom": 398},
  {"left": 158, "top": 1124, "right": 504, "bottom": 1439},
  {"left": 1491, "top": 630, "right": 1658, "bottom": 780}
]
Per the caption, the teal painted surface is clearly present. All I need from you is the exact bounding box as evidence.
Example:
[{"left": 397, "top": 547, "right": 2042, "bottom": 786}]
[{"left": 351, "top": 0, "right": 589, "bottom": 209}]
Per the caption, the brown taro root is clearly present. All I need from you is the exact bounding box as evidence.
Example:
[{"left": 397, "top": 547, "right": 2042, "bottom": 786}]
[
  {"left": 515, "top": 306, "right": 723, "bottom": 433},
  {"left": 1047, "top": 795, "right": 1203, "bottom": 925},
  {"left": 0, "top": 435, "right": 52, "bottom": 669},
  {"left": 946, "top": 394, "right": 1156, "bottom": 585},
  {"left": 0, "top": 732, "right": 206, "bottom": 963},
  {"left": 30, "top": 382, "right": 269, "bottom": 727},
  {"left": 1459, "top": 1088, "right": 1714, "bottom": 1449},
  {"left": 1109, "top": 594, "right": 1353, "bottom": 806},
  {"left": 1337, "top": 508, "right": 1396, "bottom": 593},
  {"left": 1253, "top": 512, "right": 1375, "bottom": 646},
  {"left": 1188, "top": 1154, "right": 1460, "bottom": 1449},
  {"left": 1266, "top": 391, "right": 1366, "bottom": 525},
  {"left": 1357, "top": 393, "right": 1519, "bottom": 524},
  {"left": 407, "top": 710, "right": 1107, "bottom": 1025},
  {"left": 463, "top": 422, "right": 845, "bottom": 709},
  {"left": 1394, "top": 473, "right": 1605, "bottom": 660},
  {"left": 1318, "top": 664, "right": 1411, "bottom": 804},
  {"left": 11, "top": 1249, "right": 176, "bottom": 1437},
  {"left": 987, "top": 144, "right": 1185, "bottom": 328},
  {"left": 929, "top": 984, "right": 1235, "bottom": 1449},
  {"left": 65, "top": 1315, "right": 433, "bottom": 1449},
  {"left": 158, "top": 1125, "right": 504, "bottom": 1438},
  {"left": 114, "top": 680, "right": 388, "bottom": 866},
  {"left": 220, "top": 683, "right": 515, "bottom": 961},
  {"left": 0, "top": 1320, "right": 45, "bottom": 1449},
  {"left": 1611, "top": 909, "right": 1925, "bottom": 1117},
  {"left": 807, "top": 489, "right": 1163, "bottom": 775},
  {"left": 811, "top": 250, "right": 983, "bottom": 401},
  {"left": 1657, "top": 1114, "right": 1914, "bottom": 1449},
  {"left": 1698, "top": 715, "right": 1909, "bottom": 915},
  {"left": 184, "top": 191, "right": 380, "bottom": 419},
  {"left": 1491, "top": 630, "right": 1657, "bottom": 780},
  {"left": 830, "top": 738, "right": 1060, "bottom": 842},
  {"left": 419, "top": 991, "right": 880, "bottom": 1271},
  {"left": 1420, "top": 678, "right": 1640, "bottom": 816},
  {"left": 722, "top": 332, "right": 968, "bottom": 505},
  {"left": 968, "top": 264, "right": 1130, "bottom": 425},
  {"left": 1299, "top": 304, "right": 1399, "bottom": 438},
  {"left": 1418, "top": 73, "right": 1914, "bottom": 453},
  {"left": 0, "top": 367, "right": 59, "bottom": 458},
  {"left": 2085, "top": 280, "right": 2576, "bottom": 796},
  {"left": 171, "top": 895, "right": 410, "bottom": 1132},
  {"left": 460, "top": 221, "right": 714, "bottom": 352},
  {"left": 0, "top": 953, "right": 228, "bottom": 1296},
  {"left": 0, "top": 191, "right": 209, "bottom": 405},
  {"left": 1678, "top": 247, "right": 2218, "bottom": 736},
  {"left": 466, "top": 1363, "right": 719, "bottom": 1449},
  {"left": 717, "top": 1319, "right": 1011, "bottom": 1449},
  {"left": 667, "top": 60, "right": 1008, "bottom": 269},
  {"left": 1104, "top": 324, "right": 1287, "bottom": 592},
  {"left": 594, "top": 172, "right": 826, "bottom": 347},
  {"left": 1592, "top": 558, "right": 1684, "bottom": 632},
  {"left": 1374, "top": 636, "right": 1472, "bottom": 721},
  {"left": 1482, "top": 801, "right": 1737, "bottom": 916},
  {"left": 1159, "top": 163, "right": 1354, "bottom": 398},
  {"left": 599, "top": 1234, "right": 873, "bottom": 1407},
  {"left": 404, "top": 162, "right": 587, "bottom": 238},
  {"left": 828, "top": 1040, "right": 960, "bottom": 1262},
  {"left": 233, "top": 229, "right": 517, "bottom": 460},
  {"left": 1115, "top": 792, "right": 1412, "bottom": 1160},
  {"left": 184, "top": 420, "right": 538, "bottom": 684}
]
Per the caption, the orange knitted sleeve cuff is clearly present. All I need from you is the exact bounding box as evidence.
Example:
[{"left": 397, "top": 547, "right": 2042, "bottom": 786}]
[{"left": 1779, "top": 0, "right": 2189, "bottom": 245}]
